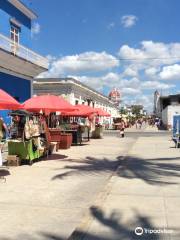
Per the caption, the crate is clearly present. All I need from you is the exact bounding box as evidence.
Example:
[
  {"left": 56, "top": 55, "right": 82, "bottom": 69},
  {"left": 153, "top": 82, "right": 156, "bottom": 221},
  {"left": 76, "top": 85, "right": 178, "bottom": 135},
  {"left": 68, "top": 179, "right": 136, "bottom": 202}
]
[{"left": 6, "top": 155, "right": 20, "bottom": 166}]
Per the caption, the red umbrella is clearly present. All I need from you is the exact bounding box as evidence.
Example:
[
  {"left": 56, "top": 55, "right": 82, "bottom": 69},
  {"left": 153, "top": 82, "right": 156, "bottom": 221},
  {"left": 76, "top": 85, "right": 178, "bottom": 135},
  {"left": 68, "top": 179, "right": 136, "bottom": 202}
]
[
  {"left": 22, "top": 95, "right": 77, "bottom": 113},
  {"left": 0, "top": 89, "right": 21, "bottom": 110},
  {"left": 94, "top": 108, "right": 111, "bottom": 117},
  {"left": 62, "top": 104, "right": 97, "bottom": 117}
]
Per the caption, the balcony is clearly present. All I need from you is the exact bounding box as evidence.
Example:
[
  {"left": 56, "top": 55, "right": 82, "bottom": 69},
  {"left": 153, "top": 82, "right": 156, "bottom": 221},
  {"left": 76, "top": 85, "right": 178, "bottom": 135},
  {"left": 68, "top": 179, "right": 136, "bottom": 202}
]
[{"left": 0, "top": 33, "right": 48, "bottom": 77}]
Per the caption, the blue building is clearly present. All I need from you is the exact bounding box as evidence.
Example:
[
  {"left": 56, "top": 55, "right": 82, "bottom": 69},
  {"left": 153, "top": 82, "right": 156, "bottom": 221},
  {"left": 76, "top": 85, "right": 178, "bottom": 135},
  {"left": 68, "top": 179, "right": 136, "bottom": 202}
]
[{"left": 0, "top": 0, "right": 48, "bottom": 122}]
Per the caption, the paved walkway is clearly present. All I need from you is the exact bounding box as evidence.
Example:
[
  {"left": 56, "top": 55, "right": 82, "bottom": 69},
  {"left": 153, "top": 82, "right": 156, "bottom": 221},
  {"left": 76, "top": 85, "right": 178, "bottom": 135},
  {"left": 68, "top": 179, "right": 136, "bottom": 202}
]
[
  {"left": 0, "top": 130, "right": 179, "bottom": 240},
  {"left": 0, "top": 135, "right": 135, "bottom": 240},
  {"left": 75, "top": 132, "right": 180, "bottom": 240}
]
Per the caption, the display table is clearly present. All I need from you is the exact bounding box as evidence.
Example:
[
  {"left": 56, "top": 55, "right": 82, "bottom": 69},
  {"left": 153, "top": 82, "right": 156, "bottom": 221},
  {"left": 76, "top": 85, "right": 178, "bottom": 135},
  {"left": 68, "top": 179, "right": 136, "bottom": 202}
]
[
  {"left": 63, "top": 130, "right": 82, "bottom": 145},
  {"left": 49, "top": 128, "right": 61, "bottom": 150},
  {"left": 91, "top": 126, "right": 103, "bottom": 139},
  {"left": 8, "top": 140, "right": 43, "bottom": 164}
]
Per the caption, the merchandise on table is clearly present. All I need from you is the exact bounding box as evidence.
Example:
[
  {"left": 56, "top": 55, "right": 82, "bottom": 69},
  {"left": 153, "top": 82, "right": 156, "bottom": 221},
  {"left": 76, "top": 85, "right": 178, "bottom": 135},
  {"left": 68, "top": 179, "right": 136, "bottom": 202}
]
[{"left": 7, "top": 110, "right": 49, "bottom": 164}]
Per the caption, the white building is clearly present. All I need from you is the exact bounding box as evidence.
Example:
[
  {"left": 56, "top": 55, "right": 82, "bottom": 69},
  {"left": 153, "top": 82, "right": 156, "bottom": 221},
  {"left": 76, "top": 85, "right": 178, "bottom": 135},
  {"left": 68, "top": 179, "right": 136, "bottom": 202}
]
[
  {"left": 154, "top": 91, "right": 180, "bottom": 128},
  {"left": 33, "top": 77, "right": 120, "bottom": 125}
]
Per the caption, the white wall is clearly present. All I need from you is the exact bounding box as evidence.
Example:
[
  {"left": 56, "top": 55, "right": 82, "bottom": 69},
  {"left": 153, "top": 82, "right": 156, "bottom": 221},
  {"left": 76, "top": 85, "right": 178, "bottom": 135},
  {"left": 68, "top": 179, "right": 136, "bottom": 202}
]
[{"left": 162, "top": 105, "right": 180, "bottom": 127}]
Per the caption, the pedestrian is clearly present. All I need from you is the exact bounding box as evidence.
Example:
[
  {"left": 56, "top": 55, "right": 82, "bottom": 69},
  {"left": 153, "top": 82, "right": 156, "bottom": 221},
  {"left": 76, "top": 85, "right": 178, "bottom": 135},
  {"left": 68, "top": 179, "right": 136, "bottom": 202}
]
[
  {"left": 120, "top": 120, "right": 125, "bottom": 138},
  {"left": 0, "top": 117, "right": 8, "bottom": 142}
]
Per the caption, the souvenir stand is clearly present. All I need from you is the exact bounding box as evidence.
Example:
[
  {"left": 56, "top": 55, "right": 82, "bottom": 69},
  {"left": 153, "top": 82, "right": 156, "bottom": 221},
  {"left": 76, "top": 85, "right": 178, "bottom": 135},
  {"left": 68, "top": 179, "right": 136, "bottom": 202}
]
[
  {"left": 22, "top": 95, "right": 77, "bottom": 150},
  {"left": 0, "top": 89, "right": 21, "bottom": 169},
  {"left": 7, "top": 110, "right": 48, "bottom": 165},
  {"left": 61, "top": 104, "right": 98, "bottom": 144}
]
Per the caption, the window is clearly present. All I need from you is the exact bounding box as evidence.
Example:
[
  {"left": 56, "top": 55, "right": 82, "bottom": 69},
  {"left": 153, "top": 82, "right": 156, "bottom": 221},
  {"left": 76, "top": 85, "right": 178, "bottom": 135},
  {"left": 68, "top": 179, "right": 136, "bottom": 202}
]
[
  {"left": 10, "top": 25, "right": 20, "bottom": 44},
  {"left": 75, "top": 100, "right": 79, "bottom": 105}
]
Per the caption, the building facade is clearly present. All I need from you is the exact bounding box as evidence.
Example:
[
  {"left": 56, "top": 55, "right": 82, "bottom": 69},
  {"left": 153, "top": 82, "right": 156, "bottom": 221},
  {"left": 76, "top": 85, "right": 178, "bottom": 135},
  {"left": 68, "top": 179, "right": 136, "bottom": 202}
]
[
  {"left": 33, "top": 78, "right": 120, "bottom": 124},
  {"left": 154, "top": 91, "right": 180, "bottom": 128},
  {"left": 0, "top": 0, "right": 48, "bottom": 104}
]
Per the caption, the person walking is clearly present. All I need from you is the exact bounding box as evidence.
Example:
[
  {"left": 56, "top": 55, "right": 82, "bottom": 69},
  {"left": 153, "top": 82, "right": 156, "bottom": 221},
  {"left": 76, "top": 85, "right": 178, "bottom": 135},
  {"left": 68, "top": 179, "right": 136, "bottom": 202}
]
[
  {"left": 0, "top": 117, "right": 8, "bottom": 142},
  {"left": 119, "top": 120, "right": 125, "bottom": 138}
]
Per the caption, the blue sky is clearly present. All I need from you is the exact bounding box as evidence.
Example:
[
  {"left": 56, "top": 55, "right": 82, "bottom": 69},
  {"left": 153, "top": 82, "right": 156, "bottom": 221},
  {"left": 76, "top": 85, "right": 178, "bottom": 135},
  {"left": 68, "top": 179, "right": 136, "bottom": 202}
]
[{"left": 26, "top": 0, "right": 180, "bottom": 110}]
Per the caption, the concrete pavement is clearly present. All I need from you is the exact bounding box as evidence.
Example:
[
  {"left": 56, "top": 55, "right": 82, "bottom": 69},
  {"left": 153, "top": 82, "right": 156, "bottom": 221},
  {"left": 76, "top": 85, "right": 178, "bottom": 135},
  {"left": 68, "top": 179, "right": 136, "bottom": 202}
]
[
  {"left": 0, "top": 129, "right": 180, "bottom": 240},
  {"left": 0, "top": 134, "right": 135, "bottom": 240},
  {"left": 74, "top": 131, "right": 180, "bottom": 240}
]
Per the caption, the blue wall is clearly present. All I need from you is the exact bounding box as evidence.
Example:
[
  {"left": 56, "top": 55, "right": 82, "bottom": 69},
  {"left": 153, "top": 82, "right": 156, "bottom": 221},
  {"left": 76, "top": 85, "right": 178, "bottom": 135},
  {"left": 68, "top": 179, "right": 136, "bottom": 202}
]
[
  {"left": 0, "top": 1, "right": 34, "bottom": 125},
  {"left": 0, "top": 0, "right": 31, "bottom": 48},
  {"left": 0, "top": 72, "right": 31, "bottom": 125},
  {"left": 0, "top": 72, "right": 31, "bottom": 102}
]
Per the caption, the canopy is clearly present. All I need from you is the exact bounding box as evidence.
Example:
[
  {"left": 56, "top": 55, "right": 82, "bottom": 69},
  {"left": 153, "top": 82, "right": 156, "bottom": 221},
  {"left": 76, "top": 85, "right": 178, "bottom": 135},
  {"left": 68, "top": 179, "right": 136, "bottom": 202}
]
[
  {"left": 22, "top": 95, "right": 77, "bottom": 114},
  {"left": 94, "top": 108, "right": 111, "bottom": 117},
  {"left": 62, "top": 104, "right": 97, "bottom": 117},
  {"left": 10, "top": 110, "right": 33, "bottom": 117},
  {"left": 0, "top": 89, "right": 21, "bottom": 110}
]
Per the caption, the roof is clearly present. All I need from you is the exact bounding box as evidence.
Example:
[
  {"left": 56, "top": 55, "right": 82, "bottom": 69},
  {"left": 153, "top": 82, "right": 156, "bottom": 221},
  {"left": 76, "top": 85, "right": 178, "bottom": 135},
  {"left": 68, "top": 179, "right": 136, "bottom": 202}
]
[
  {"left": 160, "top": 93, "right": 180, "bottom": 100},
  {"left": 35, "top": 77, "right": 113, "bottom": 101},
  {"left": 34, "top": 77, "right": 119, "bottom": 108},
  {"left": 8, "top": 0, "right": 37, "bottom": 20}
]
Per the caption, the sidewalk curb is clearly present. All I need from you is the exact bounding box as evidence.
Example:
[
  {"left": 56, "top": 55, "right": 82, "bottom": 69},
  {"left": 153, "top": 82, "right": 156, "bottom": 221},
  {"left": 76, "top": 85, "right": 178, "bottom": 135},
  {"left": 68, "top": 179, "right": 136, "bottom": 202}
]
[{"left": 67, "top": 137, "right": 139, "bottom": 240}]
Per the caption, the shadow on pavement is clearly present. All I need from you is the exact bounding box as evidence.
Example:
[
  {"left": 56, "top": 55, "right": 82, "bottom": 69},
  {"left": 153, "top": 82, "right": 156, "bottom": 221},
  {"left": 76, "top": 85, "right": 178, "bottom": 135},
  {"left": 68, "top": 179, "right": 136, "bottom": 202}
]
[
  {"left": 51, "top": 156, "right": 122, "bottom": 180},
  {"left": 51, "top": 155, "right": 180, "bottom": 185},
  {"left": 118, "top": 156, "right": 180, "bottom": 185},
  {"left": 3, "top": 206, "right": 180, "bottom": 240},
  {"left": 1, "top": 206, "right": 166, "bottom": 240},
  {"left": 44, "top": 154, "right": 68, "bottom": 161},
  {"left": 0, "top": 168, "right": 10, "bottom": 178}
]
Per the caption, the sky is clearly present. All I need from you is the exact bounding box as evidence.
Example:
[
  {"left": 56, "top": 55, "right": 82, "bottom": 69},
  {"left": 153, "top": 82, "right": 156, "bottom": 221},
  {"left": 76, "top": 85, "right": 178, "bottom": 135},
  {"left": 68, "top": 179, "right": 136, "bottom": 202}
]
[{"left": 26, "top": 0, "right": 180, "bottom": 111}]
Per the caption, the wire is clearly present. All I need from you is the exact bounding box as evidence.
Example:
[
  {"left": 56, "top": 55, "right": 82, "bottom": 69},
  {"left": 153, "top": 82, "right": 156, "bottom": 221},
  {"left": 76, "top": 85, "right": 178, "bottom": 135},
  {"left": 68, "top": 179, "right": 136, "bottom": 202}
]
[
  {"left": 50, "top": 57, "right": 180, "bottom": 62},
  {"left": 118, "top": 56, "right": 180, "bottom": 61}
]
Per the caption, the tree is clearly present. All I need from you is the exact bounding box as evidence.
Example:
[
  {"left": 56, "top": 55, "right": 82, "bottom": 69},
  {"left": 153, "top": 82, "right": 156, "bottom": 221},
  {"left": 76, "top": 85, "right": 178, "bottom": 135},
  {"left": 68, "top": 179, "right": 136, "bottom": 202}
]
[{"left": 131, "top": 105, "right": 143, "bottom": 117}]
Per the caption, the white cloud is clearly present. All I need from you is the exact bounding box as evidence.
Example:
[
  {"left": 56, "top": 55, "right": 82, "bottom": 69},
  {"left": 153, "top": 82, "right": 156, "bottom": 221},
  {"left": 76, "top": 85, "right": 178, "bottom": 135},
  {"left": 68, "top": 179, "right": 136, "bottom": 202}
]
[
  {"left": 121, "top": 88, "right": 141, "bottom": 95},
  {"left": 141, "top": 81, "right": 175, "bottom": 90},
  {"left": 123, "top": 67, "right": 138, "bottom": 77},
  {"left": 118, "top": 41, "right": 180, "bottom": 70},
  {"left": 38, "top": 51, "right": 119, "bottom": 77},
  {"left": 123, "top": 95, "right": 154, "bottom": 110},
  {"left": 31, "top": 22, "right": 40, "bottom": 36},
  {"left": 145, "top": 67, "right": 159, "bottom": 76},
  {"left": 107, "top": 22, "right": 115, "bottom": 30},
  {"left": 159, "top": 64, "right": 180, "bottom": 80},
  {"left": 121, "top": 15, "right": 138, "bottom": 28},
  {"left": 38, "top": 40, "right": 180, "bottom": 111}
]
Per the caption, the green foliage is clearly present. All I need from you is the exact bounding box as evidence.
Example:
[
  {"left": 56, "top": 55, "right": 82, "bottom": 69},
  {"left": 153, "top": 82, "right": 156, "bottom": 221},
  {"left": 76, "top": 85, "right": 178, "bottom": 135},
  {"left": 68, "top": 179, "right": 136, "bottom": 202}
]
[{"left": 131, "top": 105, "right": 143, "bottom": 117}]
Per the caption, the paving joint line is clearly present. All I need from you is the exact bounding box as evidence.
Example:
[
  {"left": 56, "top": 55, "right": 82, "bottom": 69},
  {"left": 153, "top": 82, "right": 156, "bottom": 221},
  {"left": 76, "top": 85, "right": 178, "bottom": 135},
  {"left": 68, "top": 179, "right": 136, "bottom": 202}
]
[{"left": 68, "top": 136, "right": 140, "bottom": 240}]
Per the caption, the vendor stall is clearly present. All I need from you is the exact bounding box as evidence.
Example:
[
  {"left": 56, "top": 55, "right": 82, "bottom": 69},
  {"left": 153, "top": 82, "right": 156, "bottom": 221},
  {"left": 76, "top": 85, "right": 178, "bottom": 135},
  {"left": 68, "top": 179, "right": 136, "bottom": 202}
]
[
  {"left": 7, "top": 110, "right": 49, "bottom": 165},
  {"left": 0, "top": 89, "right": 21, "bottom": 167},
  {"left": 8, "top": 139, "right": 43, "bottom": 164}
]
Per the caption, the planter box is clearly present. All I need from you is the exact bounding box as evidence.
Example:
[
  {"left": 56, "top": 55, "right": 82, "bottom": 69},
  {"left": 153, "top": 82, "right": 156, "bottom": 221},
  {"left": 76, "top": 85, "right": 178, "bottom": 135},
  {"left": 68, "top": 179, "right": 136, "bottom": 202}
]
[
  {"left": 91, "top": 127, "right": 103, "bottom": 139},
  {"left": 49, "top": 129, "right": 61, "bottom": 150},
  {"left": 59, "top": 133, "right": 72, "bottom": 149}
]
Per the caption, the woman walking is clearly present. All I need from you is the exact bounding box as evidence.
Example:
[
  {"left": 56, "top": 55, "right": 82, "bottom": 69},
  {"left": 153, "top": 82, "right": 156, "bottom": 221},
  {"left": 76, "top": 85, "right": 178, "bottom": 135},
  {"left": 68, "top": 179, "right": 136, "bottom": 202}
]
[{"left": 119, "top": 120, "right": 125, "bottom": 138}]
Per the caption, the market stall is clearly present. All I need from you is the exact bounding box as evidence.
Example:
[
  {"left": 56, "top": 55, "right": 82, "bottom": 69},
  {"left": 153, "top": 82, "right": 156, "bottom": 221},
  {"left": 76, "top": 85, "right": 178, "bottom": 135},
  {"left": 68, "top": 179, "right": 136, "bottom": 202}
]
[
  {"left": 61, "top": 104, "right": 98, "bottom": 143},
  {"left": 7, "top": 110, "right": 49, "bottom": 165},
  {"left": 22, "top": 95, "right": 77, "bottom": 150},
  {"left": 0, "top": 89, "right": 22, "bottom": 165}
]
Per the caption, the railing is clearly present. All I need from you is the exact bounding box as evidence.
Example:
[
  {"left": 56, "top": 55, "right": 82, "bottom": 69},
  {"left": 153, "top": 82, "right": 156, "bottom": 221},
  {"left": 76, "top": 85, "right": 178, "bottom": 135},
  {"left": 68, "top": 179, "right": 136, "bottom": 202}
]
[{"left": 0, "top": 33, "right": 48, "bottom": 69}]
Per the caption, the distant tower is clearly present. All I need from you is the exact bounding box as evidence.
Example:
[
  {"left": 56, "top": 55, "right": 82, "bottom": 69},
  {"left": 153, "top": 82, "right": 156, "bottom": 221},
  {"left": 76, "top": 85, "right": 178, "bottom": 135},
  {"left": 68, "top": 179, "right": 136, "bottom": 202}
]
[
  {"left": 108, "top": 88, "right": 121, "bottom": 107},
  {"left": 154, "top": 90, "right": 160, "bottom": 115}
]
